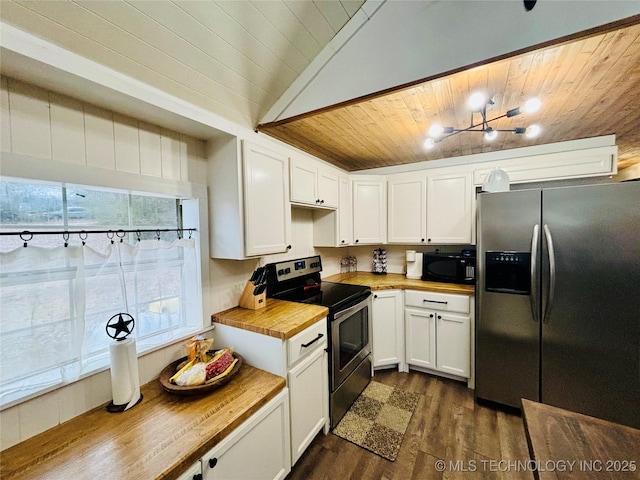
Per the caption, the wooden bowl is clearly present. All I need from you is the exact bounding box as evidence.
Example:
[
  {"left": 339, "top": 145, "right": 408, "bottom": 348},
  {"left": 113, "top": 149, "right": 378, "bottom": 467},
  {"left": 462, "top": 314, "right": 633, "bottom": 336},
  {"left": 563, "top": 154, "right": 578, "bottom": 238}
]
[{"left": 158, "top": 352, "right": 243, "bottom": 396}]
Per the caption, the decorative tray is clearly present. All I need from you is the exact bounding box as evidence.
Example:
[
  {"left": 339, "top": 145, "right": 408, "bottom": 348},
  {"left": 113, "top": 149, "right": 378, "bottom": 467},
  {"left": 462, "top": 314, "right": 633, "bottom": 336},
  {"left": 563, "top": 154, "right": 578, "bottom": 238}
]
[{"left": 158, "top": 352, "right": 243, "bottom": 396}]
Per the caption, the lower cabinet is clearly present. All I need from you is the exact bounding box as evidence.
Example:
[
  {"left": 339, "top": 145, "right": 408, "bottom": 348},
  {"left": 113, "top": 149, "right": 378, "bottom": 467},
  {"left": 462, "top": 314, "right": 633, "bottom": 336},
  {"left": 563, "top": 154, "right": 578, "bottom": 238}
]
[
  {"left": 371, "top": 290, "right": 406, "bottom": 371},
  {"left": 201, "top": 389, "right": 290, "bottom": 480},
  {"left": 213, "top": 319, "right": 329, "bottom": 467},
  {"left": 176, "top": 461, "right": 203, "bottom": 480},
  {"left": 404, "top": 290, "right": 471, "bottom": 380}
]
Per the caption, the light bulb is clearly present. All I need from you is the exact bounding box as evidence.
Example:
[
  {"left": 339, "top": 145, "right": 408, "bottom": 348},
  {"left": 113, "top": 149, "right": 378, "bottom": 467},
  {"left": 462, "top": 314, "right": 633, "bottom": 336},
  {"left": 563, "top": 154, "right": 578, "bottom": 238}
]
[
  {"left": 526, "top": 124, "right": 541, "bottom": 138},
  {"left": 428, "top": 124, "right": 444, "bottom": 137},
  {"left": 485, "top": 129, "right": 498, "bottom": 141},
  {"left": 468, "top": 92, "right": 486, "bottom": 111},
  {"left": 524, "top": 98, "right": 541, "bottom": 113},
  {"left": 424, "top": 138, "right": 436, "bottom": 149}
]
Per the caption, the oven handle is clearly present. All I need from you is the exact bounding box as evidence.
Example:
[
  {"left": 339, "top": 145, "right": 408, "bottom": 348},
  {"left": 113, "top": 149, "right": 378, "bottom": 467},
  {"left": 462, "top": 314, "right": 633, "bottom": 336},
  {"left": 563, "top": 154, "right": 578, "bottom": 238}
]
[{"left": 333, "top": 292, "right": 371, "bottom": 322}]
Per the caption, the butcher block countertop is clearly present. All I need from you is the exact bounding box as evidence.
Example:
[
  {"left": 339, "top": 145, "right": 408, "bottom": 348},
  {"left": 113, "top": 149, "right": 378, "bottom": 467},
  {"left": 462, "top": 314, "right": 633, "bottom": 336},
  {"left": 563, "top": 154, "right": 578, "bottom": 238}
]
[
  {"left": 1, "top": 365, "right": 285, "bottom": 480},
  {"left": 324, "top": 272, "right": 474, "bottom": 296},
  {"left": 522, "top": 399, "right": 640, "bottom": 480},
  {"left": 212, "top": 298, "right": 329, "bottom": 340}
]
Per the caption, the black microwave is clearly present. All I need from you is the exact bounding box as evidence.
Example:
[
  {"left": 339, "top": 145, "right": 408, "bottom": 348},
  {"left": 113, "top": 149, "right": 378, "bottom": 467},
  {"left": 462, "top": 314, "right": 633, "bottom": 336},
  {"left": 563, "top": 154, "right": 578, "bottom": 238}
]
[{"left": 422, "top": 252, "right": 476, "bottom": 285}]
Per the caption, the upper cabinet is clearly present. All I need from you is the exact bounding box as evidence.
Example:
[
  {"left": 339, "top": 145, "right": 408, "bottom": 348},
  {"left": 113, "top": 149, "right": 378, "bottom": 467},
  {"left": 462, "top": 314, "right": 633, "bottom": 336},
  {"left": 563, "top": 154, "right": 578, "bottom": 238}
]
[
  {"left": 426, "top": 171, "right": 472, "bottom": 244},
  {"left": 290, "top": 157, "right": 338, "bottom": 208},
  {"left": 352, "top": 179, "right": 387, "bottom": 245},
  {"left": 312, "top": 175, "right": 352, "bottom": 247},
  {"left": 387, "top": 175, "right": 427, "bottom": 244},
  {"left": 208, "top": 136, "right": 291, "bottom": 259}
]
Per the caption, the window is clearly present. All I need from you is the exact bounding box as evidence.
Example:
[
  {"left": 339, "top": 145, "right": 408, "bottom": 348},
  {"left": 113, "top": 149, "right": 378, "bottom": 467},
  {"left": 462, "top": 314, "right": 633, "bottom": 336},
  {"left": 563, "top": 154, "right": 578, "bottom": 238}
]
[{"left": 0, "top": 179, "right": 202, "bottom": 406}]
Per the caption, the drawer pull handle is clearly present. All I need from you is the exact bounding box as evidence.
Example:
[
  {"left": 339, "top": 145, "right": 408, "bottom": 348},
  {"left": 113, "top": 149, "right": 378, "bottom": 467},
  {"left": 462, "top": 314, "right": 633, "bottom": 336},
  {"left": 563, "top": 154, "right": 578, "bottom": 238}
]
[
  {"left": 423, "top": 299, "right": 448, "bottom": 305},
  {"left": 209, "top": 457, "right": 218, "bottom": 468},
  {"left": 301, "top": 333, "right": 324, "bottom": 348}
]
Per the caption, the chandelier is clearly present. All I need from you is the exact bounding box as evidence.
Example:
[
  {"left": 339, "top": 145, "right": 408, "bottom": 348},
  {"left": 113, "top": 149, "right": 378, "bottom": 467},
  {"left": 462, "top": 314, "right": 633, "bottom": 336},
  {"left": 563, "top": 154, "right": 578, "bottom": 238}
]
[{"left": 424, "top": 93, "right": 541, "bottom": 149}]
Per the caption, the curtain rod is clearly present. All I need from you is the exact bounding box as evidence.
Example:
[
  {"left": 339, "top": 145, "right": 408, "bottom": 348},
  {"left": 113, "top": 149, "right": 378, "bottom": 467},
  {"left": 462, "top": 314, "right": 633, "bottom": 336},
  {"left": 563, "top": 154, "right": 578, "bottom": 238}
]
[{"left": 0, "top": 228, "right": 196, "bottom": 238}]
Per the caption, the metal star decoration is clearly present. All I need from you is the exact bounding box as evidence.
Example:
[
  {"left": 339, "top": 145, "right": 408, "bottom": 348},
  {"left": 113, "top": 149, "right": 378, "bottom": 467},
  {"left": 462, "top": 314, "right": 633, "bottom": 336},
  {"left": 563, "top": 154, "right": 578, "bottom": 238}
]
[{"left": 106, "top": 313, "right": 135, "bottom": 340}]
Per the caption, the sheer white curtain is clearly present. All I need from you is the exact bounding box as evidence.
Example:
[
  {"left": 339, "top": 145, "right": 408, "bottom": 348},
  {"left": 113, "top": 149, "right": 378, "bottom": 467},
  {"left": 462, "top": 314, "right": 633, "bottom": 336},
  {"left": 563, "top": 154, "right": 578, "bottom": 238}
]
[{"left": 0, "top": 237, "right": 200, "bottom": 405}]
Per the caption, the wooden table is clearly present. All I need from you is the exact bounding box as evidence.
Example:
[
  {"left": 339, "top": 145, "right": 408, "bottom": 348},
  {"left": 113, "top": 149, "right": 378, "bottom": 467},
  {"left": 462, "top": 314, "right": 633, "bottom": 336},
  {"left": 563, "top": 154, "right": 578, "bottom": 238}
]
[{"left": 522, "top": 399, "right": 640, "bottom": 480}]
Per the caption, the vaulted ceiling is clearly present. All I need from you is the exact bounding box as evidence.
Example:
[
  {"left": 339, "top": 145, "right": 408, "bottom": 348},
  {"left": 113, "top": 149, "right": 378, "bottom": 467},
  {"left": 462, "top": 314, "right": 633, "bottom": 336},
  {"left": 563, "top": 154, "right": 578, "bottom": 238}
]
[{"left": 1, "top": 1, "right": 638, "bottom": 174}]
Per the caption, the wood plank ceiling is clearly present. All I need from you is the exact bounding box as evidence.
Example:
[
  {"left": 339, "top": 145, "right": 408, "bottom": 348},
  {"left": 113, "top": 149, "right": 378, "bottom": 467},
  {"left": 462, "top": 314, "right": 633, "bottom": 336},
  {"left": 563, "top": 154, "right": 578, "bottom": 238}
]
[
  {"left": 0, "top": 0, "right": 365, "bottom": 130},
  {"left": 259, "top": 21, "right": 640, "bottom": 172}
]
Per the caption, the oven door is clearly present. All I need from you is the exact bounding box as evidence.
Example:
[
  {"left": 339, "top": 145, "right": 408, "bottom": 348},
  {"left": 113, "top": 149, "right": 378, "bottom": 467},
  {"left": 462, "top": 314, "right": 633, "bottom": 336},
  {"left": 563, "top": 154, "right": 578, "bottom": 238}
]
[{"left": 331, "top": 296, "right": 371, "bottom": 391}]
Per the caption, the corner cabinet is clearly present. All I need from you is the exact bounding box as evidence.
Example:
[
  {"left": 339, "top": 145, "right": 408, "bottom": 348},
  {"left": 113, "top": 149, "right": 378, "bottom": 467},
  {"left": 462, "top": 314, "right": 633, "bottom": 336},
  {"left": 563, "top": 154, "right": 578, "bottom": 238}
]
[
  {"left": 290, "top": 157, "right": 338, "bottom": 208},
  {"left": 208, "top": 136, "right": 291, "bottom": 259},
  {"left": 352, "top": 179, "right": 387, "bottom": 245},
  {"left": 371, "top": 290, "right": 406, "bottom": 371},
  {"left": 201, "top": 389, "right": 291, "bottom": 480},
  {"left": 425, "top": 171, "right": 472, "bottom": 244}
]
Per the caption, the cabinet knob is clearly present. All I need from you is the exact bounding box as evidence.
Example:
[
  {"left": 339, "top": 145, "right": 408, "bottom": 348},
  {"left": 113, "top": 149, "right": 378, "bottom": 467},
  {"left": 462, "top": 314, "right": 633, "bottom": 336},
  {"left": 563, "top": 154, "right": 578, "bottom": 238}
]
[
  {"left": 430, "top": 314, "right": 434, "bottom": 318},
  {"left": 421, "top": 238, "right": 425, "bottom": 242},
  {"left": 437, "top": 315, "right": 442, "bottom": 319},
  {"left": 355, "top": 239, "right": 359, "bottom": 243},
  {"left": 287, "top": 245, "right": 292, "bottom": 250},
  {"left": 320, "top": 199, "right": 324, "bottom": 204},
  {"left": 428, "top": 238, "right": 432, "bottom": 242},
  {"left": 316, "top": 199, "right": 321, "bottom": 203},
  {"left": 374, "top": 294, "right": 378, "bottom": 299},
  {"left": 193, "top": 474, "right": 203, "bottom": 480},
  {"left": 341, "top": 240, "right": 345, "bottom": 244},
  {"left": 209, "top": 457, "right": 218, "bottom": 468}
]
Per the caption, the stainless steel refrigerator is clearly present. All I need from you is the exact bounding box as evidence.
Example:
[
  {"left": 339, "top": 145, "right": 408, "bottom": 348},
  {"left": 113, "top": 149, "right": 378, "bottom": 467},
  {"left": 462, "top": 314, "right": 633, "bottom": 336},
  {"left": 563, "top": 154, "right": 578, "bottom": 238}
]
[{"left": 476, "top": 181, "right": 640, "bottom": 428}]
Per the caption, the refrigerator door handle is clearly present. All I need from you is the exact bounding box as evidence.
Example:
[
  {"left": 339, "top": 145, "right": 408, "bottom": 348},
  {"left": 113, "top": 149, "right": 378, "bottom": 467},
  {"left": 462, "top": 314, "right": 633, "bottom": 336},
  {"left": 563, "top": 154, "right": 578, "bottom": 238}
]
[
  {"left": 530, "top": 224, "right": 539, "bottom": 322},
  {"left": 543, "top": 224, "right": 556, "bottom": 323}
]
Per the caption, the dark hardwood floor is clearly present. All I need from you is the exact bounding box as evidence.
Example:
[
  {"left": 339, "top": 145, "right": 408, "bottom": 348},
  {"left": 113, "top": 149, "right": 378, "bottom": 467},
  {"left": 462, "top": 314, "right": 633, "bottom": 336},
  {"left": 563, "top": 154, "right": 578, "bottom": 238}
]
[{"left": 288, "top": 369, "right": 533, "bottom": 480}]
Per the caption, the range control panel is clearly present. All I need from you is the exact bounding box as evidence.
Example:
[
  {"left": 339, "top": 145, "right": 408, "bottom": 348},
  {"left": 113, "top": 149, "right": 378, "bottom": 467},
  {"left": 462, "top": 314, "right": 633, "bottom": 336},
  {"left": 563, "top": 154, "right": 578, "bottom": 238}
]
[{"left": 273, "top": 255, "right": 322, "bottom": 282}]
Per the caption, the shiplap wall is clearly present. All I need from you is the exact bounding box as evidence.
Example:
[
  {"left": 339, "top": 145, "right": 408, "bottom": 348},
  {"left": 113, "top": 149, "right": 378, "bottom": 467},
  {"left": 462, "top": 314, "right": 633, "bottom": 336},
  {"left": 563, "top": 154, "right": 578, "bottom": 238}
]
[{"left": 0, "top": 75, "right": 204, "bottom": 180}]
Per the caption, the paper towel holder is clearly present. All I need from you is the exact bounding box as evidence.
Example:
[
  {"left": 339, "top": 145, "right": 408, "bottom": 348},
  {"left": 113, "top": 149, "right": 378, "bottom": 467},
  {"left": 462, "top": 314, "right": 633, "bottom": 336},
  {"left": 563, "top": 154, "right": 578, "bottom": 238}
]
[{"left": 105, "top": 313, "right": 143, "bottom": 413}]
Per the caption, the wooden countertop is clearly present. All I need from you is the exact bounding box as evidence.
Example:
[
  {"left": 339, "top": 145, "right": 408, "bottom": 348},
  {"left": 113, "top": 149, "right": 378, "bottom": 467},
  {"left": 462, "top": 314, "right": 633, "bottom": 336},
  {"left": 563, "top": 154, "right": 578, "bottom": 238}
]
[
  {"left": 212, "top": 298, "right": 329, "bottom": 340},
  {"left": 324, "top": 272, "right": 475, "bottom": 296},
  {"left": 1, "top": 365, "right": 285, "bottom": 480},
  {"left": 522, "top": 399, "right": 640, "bottom": 480}
]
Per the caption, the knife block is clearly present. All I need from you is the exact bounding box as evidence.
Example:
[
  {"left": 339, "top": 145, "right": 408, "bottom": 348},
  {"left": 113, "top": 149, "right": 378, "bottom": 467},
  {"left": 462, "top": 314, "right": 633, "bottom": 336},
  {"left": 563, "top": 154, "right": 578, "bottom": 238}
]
[{"left": 238, "top": 281, "right": 266, "bottom": 310}]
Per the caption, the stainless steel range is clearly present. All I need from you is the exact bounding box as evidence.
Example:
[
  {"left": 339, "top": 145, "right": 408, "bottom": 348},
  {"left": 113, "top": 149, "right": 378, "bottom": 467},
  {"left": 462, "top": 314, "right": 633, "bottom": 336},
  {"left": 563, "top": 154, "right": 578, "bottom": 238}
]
[{"left": 266, "top": 255, "right": 372, "bottom": 428}]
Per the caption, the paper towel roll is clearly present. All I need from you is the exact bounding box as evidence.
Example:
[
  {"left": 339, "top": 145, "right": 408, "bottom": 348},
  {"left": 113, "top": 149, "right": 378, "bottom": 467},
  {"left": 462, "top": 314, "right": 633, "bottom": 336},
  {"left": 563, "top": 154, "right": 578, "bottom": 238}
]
[{"left": 109, "top": 338, "right": 141, "bottom": 411}]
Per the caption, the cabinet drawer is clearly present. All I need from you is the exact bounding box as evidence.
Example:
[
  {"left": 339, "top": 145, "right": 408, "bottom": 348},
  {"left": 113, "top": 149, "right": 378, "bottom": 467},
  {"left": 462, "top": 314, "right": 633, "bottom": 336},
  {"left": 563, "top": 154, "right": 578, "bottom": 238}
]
[
  {"left": 404, "top": 290, "right": 470, "bottom": 314},
  {"left": 288, "top": 318, "right": 327, "bottom": 367}
]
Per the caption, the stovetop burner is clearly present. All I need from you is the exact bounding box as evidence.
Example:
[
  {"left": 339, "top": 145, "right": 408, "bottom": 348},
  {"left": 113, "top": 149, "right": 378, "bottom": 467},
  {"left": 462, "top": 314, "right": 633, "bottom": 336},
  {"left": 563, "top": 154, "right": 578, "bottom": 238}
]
[{"left": 273, "top": 281, "right": 370, "bottom": 312}]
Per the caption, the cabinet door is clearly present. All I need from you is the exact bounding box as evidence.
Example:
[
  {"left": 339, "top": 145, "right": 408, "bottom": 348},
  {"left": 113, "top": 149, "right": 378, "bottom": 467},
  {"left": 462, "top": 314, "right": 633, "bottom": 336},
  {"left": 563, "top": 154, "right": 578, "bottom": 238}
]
[
  {"left": 426, "top": 172, "right": 472, "bottom": 244},
  {"left": 352, "top": 180, "right": 386, "bottom": 245},
  {"left": 243, "top": 142, "right": 291, "bottom": 256},
  {"left": 202, "top": 389, "right": 291, "bottom": 480},
  {"left": 338, "top": 176, "right": 353, "bottom": 246},
  {"left": 405, "top": 307, "right": 436, "bottom": 369},
  {"left": 290, "top": 158, "right": 317, "bottom": 205},
  {"left": 372, "top": 290, "right": 404, "bottom": 368},
  {"left": 176, "top": 461, "right": 202, "bottom": 480},
  {"left": 288, "top": 346, "right": 328, "bottom": 465},
  {"left": 388, "top": 177, "right": 426, "bottom": 244},
  {"left": 317, "top": 169, "right": 339, "bottom": 208},
  {"left": 436, "top": 312, "right": 470, "bottom": 378}
]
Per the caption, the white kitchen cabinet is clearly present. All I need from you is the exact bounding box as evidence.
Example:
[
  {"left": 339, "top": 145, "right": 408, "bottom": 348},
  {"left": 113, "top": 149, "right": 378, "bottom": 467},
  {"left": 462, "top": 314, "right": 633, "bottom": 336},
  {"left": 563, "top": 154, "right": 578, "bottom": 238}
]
[
  {"left": 212, "top": 319, "right": 329, "bottom": 466},
  {"left": 404, "top": 290, "right": 471, "bottom": 379},
  {"left": 312, "top": 175, "right": 353, "bottom": 247},
  {"left": 405, "top": 307, "right": 436, "bottom": 370},
  {"left": 426, "top": 171, "right": 472, "bottom": 244},
  {"left": 352, "top": 179, "right": 387, "bottom": 245},
  {"left": 201, "top": 389, "right": 290, "bottom": 480},
  {"left": 177, "top": 461, "right": 202, "bottom": 480},
  {"left": 208, "top": 136, "right": 291, "bottom": 259},
  {"left": 290, "top": 157, "right": 338, "bottom": 208},
  {"left": 371, "top": 290, "right": 406, "bottom": 371},
  {"left": 387, "top": 175, "right": 427, "bottom": 244}
]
